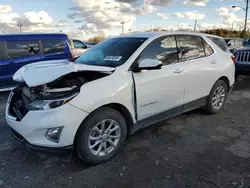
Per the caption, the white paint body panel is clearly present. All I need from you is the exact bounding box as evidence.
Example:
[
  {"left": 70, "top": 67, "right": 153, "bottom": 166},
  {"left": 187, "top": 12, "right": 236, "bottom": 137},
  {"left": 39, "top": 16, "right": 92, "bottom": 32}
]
[
  {"left": 69, "top": 70, "right": 136, "bottom": 122},
  {"left": 133, "top": 64, "right": 184, "bottom": 120},
  {"left": 6, "top": 103, "right": 88, "bottom": 147},
  {"left": 5, "top": 32, "right": 235, "bottom": 148}
]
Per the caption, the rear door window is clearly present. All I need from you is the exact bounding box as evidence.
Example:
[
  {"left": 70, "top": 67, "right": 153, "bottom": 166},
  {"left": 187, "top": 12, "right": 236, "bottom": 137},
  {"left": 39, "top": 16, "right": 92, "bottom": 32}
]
[
  {"left": 6, "top": 40, "right": 40, "bottom": 58},
  {"left": 42, "top": 39, "right": 66, "bottom": 54},
  {"left": 176, "top": 35, "right": 205, "bottom": 62}
]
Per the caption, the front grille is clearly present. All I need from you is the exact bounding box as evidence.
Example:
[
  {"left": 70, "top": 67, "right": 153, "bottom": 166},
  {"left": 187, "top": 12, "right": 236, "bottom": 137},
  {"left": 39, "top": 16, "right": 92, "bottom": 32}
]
[{"left": 235, "top": 51, "right": 250, "bottom": 62}]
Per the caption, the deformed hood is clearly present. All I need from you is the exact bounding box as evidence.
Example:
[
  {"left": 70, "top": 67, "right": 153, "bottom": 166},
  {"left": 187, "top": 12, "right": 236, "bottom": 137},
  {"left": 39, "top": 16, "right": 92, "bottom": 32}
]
[{"left": 13, "top": 60, "right": 115, "bottom": 87}]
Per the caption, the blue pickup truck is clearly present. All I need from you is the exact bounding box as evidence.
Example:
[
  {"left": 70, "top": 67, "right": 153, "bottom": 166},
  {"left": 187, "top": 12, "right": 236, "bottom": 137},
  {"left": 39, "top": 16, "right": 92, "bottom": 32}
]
[{"left": 0, "top": 33, "right": 74, "bottom": 91}]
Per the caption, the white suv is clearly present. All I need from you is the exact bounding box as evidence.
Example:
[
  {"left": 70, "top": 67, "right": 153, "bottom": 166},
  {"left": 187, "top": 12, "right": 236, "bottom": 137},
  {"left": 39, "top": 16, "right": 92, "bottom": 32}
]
[{"left": 5, "top": 32, "right": 235, "bottom": 165}]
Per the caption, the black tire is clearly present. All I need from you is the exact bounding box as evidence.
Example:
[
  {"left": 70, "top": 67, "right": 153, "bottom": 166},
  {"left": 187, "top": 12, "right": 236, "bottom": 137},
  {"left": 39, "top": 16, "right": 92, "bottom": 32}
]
[
  {"left": 75, "top": 107, "right": 127, "bottom": 165},
  {"left": 205, "top": 80, "right": 228, "bottom": 114}
]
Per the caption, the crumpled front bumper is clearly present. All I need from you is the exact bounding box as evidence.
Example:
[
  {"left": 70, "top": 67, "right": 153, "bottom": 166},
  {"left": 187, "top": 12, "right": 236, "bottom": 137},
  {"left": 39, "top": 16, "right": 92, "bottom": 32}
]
[{"left": 5, "top": 91, "right": 89, "bottom": 150}]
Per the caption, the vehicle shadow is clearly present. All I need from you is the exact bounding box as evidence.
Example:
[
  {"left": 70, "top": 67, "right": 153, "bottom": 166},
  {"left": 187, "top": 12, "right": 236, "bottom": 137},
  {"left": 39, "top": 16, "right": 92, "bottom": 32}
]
[{"left": 234, "top": 75, "right": 250, "bottom": 91}]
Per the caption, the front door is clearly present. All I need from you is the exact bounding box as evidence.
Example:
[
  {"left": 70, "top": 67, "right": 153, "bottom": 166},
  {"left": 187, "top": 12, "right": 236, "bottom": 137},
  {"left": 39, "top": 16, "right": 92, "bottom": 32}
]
[{"left": 132, "top": 36, "right": 185, "bottom": 120}]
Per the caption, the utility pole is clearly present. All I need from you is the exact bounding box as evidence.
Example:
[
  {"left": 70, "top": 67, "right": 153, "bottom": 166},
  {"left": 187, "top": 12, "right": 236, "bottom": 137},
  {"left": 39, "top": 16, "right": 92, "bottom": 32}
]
[
  {"left": 232, "top": 0, "right": 249, "bottom": 38},
  {"left": 17, "top": 23, "right": 23, "bottom": 33},
  {"left": 244, "top": 0, "right": 249, "bottom": 38},
  {"left": 232, "top": 22, "right": 235, "bottom": 31},
  {"left": 194, "top": 19, "right": 197, "bottom": 32},
  {"left": 121, "top": 21, "right": 125, "bottom": 34}
]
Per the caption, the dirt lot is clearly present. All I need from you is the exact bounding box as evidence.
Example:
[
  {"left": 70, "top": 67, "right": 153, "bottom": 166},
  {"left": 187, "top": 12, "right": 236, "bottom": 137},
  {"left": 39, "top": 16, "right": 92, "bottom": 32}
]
[{"left": 1, "top": 77, "right": 250, "bottom": 188}]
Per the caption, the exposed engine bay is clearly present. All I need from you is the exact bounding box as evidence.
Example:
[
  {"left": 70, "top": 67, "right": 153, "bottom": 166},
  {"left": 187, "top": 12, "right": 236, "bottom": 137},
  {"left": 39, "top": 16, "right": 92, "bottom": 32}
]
[
  {"left": 9, "top": 71, "right": 112, "bottom": 121},
  {"left": 24, "top": 71, "right": 111, "bottom": 99}
]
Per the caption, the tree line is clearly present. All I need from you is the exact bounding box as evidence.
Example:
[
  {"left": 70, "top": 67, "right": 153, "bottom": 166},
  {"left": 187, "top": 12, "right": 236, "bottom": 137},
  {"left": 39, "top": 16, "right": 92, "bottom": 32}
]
[
  {"left": 87, "top": 28, "right": 250, "bottom": 42},
  {"left": 200, "top": 29, "right": 250, "bottom": 38}
]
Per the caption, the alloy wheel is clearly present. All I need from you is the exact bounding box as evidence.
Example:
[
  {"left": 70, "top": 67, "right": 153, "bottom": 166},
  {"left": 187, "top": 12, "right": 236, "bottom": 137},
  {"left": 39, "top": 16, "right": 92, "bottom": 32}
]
[
  {"left": 88, "top": 119, "right": 121, "bottom": 157},
  {"left": 212, "top": 85, "right": 226, "bottom": 109}
]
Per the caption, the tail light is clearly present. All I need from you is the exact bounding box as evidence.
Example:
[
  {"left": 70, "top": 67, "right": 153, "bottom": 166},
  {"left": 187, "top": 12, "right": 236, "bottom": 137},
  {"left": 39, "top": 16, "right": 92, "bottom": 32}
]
[{"left": 231, "top": 55, "right": 236, "bottom": 63}]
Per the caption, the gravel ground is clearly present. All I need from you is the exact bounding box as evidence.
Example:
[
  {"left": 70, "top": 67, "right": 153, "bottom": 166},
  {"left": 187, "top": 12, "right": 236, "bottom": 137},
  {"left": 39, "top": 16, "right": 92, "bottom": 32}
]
[{"left": 1, "top": 77, "right": 250, "bottom": 188}]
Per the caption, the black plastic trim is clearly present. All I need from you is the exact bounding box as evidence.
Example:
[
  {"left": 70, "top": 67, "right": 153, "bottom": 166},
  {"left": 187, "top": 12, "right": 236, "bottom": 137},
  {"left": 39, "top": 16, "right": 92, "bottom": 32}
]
[
  {"left": 131, "top": 73, "right": 138, "bottom": 121},
  {"left": 131, "top": 96, "right": 207, "bottom": 134},
  {"left": 24, "top": 143, "right": 73, "bottom": 154}
]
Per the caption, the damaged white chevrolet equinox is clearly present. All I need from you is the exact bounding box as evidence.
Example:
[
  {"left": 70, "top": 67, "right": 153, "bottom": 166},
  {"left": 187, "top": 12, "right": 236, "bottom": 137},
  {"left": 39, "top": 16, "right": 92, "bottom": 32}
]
[{"left": 6, "top": 32, "right": 235, "bottom": 165}]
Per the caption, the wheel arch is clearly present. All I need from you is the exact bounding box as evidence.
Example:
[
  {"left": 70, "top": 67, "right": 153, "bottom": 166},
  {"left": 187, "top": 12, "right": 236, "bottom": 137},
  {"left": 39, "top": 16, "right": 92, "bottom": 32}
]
[
  {"left": 73, "top": 103, "right": 135, "bottom": 146},
  {"left": 218, "top": 76, "right": 230, "bottom": 92}
]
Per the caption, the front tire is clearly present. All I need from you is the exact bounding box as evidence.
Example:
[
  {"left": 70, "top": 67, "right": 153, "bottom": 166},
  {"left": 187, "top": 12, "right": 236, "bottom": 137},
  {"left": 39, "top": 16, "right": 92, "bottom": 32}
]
[
  {"left": 205, "top": 80, "right": 228, "bottom": 114},
  {"left": 75, "top": 107, "right": 127, "bottom": 165}
]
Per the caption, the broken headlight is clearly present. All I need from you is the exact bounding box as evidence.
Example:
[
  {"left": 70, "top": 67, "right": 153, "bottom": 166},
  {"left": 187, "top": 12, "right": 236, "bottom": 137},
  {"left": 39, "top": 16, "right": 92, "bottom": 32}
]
[{"left": 27, "top": 93, "right": 78, "bottom": 110}]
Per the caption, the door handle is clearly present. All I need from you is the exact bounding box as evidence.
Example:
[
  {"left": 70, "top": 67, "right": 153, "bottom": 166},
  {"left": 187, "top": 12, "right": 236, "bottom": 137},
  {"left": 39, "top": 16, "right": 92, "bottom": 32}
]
[
  {"left": 211, "top": 60, "right": 217, "bottom": 64},
  {"left": 173, "top": 68, "right": 183, "bottom": 73}
]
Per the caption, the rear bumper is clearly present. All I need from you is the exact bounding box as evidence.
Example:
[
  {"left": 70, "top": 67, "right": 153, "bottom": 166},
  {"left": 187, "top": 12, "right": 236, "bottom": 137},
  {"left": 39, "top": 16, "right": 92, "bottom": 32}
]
[{"left": 10, "top": 127, "right": 73, "bottom": 154}]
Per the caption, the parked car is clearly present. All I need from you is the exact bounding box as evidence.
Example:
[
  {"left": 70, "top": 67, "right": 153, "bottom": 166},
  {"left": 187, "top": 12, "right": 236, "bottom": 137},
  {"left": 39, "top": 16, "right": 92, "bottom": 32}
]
[
  {"left": 6, "top": 32, "right": 235, "bottom": 165},
  {"left": 224, "top": 38, "right": 244, "bottom": 53},
  {"left": 86, "top": 42, "right": 98, "bottom": 48},
  {"left": 0, "top": 33, "right": 73, "bottom": 91},
  {"left": 70, "top": 39, "right": 88, "bottom": 58},
  {"left": 233, "top": 38, "right": 250, "bottom": 78}
]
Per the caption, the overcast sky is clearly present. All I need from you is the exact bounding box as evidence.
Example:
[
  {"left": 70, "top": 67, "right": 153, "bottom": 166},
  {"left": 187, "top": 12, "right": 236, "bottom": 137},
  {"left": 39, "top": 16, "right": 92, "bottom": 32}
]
[{"left": 0, "top": 0, "right": 248, "bottom": 40}]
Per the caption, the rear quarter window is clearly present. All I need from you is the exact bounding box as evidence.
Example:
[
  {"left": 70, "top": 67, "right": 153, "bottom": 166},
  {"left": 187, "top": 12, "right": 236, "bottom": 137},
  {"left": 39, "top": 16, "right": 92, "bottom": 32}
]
[
  {"left": 202, "top": 39, "right": 214, "bottom": 56},
  {"left": 42, "top": 39, "right": 66, "bottom": 54},
  {"left": 208, "top": 37, "right": 228, "bottom": 52}
]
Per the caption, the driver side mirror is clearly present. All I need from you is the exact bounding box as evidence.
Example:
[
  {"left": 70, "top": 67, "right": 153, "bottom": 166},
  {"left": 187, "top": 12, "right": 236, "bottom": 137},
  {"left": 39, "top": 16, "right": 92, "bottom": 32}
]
[
  {"left": 228, "top": 43, "right": 232, "bottom": 47},
  {"left": 82, "top": 45, "right": 88, "bottom": 49},
  {"left": 134, "top": 59, "right": 162, "bottom": 72}
]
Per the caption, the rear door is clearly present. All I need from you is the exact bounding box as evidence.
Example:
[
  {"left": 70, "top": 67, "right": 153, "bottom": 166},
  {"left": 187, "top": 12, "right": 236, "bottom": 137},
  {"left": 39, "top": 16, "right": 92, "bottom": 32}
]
[{"left": 175, "top": 35, "right": 218, "bottom": 104}]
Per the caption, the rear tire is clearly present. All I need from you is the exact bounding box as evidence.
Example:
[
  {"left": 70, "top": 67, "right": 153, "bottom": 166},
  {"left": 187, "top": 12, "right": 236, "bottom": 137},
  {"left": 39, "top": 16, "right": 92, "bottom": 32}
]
[
  {"left": 75, "top": 107, "right": 127, "bottom": 165},
  {"left": 205, "top": 80, "right": 228, "bottom": 114}
]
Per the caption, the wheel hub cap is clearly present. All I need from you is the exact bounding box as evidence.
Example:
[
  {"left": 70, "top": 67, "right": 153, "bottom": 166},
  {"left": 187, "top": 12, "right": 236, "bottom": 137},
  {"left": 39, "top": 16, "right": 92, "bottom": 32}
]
[{"left": 102, "top": 134, "right": 108, "bottom": 141}]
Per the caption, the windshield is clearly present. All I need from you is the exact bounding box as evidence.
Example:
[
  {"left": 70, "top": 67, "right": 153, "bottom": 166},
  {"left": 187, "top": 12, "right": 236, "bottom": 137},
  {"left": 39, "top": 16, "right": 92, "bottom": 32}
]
[{"left": 75, "top": 37, "right": 147, "bottom": 67}]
